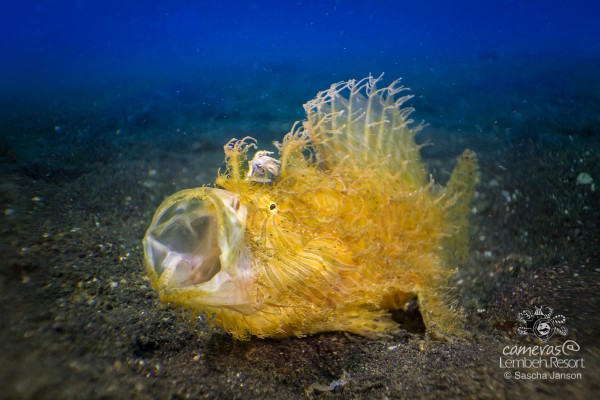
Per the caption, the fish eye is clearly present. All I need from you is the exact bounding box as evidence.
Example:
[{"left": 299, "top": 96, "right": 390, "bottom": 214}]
[{"left": 269, "top": 203, "right": 276, "bottom": 210}]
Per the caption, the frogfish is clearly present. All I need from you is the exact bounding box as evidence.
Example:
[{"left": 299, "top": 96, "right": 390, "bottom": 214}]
[{"left": 143, "top": 76, "right": 478, "bottom": 340}]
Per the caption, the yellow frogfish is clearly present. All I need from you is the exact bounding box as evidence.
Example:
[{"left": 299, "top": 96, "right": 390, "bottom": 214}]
[{"left": 143, "top": 76, "right": 478, "bottom": 340}]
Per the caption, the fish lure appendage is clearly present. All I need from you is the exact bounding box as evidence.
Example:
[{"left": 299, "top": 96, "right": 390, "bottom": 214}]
[{"left": 143, "top": 75, "right": 478, "bottom": 340}]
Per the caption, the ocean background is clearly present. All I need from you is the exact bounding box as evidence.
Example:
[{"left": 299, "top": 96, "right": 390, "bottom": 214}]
[
  {"left": 2, "top": 0, "right": 599, "bottom": 165},
  {"left": 1, "top": 1, "right": 599, "bottom": 398}
]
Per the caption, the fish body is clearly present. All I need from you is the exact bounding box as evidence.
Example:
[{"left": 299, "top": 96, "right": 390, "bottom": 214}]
[{"left": 143, "top": 76, "right": 478, "bottom": 339}]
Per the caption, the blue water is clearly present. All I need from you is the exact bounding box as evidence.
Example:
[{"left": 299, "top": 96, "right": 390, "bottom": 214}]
[
  {"left": 2, "top": 1, "right": 598, "bottom": 88},
  {"left": 1, "top": 0, "right": 599, "bottom": 162}
]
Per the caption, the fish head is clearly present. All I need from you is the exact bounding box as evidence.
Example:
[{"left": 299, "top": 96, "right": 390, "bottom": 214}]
[{"left": 143, "top": 187, "right": 255, "bottom": 313}]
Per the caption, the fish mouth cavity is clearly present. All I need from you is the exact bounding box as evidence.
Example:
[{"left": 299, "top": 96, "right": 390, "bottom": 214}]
[
  {"left": 144, "top": 196, "right": 224, "bottom": 288},
  {"left": 165, "top": 215, "right": 222, "bottom": 287}
]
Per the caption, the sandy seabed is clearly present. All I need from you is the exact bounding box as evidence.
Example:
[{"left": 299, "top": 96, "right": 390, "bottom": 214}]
[{"left": 1, "top": 58, "right": 599, "bottom": 399}]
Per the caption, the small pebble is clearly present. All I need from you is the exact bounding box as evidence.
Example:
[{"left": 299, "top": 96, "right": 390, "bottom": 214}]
[{"left": 576, "top": 172, "right": 593, "bottom": 185}]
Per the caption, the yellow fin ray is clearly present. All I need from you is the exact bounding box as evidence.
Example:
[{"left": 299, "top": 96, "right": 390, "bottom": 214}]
[{"left": 303, "top": 75, "right": 427, "bottom": 187}]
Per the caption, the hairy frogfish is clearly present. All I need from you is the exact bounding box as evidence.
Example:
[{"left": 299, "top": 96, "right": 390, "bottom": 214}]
[{"left": 143, "top": 76, "right": 478, "bottom": 339}]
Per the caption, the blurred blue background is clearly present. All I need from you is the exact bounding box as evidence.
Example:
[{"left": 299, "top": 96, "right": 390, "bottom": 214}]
[
  {"left": 0, "top": 0, "right": 598, "bottom": 164},
  {"left": 2, "top": 1, "right": 598, "bottom": 89}
]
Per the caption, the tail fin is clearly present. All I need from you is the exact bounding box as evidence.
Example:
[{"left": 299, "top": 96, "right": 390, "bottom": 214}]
[
  {"left": 303, "top": 75, "right": 427, "bottom": 187},
  {"left": 443, "top": 150, "right": 478, "bottom": 264}
]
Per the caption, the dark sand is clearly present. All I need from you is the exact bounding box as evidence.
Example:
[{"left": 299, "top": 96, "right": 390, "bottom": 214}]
[{"left": 1, "top": 60, "right": 599, "bottom": 399}]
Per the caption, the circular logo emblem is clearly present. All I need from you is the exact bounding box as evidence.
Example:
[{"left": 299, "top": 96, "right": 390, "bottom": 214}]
[
  {"left": 517, "top": 306, "right": 568, "bottom": 342},
  {"left": 533, "top": 318, "right": 555, "bottom": 341}
]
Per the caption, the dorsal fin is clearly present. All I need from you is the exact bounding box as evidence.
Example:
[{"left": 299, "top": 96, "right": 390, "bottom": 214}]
[{"left": 303, "top": 75, "right": 427, "bottom": 185}]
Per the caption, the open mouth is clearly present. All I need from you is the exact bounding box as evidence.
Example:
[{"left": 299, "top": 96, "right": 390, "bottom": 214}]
[{"left": 144, "top": 197, "right": 223, "bottom": 288}]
